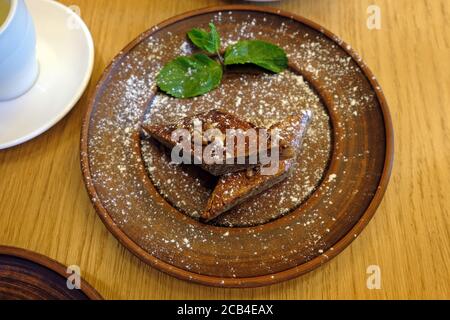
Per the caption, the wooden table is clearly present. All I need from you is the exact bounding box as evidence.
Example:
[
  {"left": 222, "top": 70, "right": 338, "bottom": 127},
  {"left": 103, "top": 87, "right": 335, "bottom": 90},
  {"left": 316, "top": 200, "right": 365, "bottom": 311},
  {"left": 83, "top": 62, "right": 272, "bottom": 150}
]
[{"left": 1, "top": 0, "right": 449, "bottom": 300}]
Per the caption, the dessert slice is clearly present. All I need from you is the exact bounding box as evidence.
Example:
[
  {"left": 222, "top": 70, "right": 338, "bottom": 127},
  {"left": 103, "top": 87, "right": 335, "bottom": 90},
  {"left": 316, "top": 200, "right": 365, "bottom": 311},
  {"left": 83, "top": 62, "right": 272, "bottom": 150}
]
[
  {"left": 202, "top": 111, "right": 312, "bottom": 222},
  {"left": 142, "top": 110, "right": 295, "bottom": 176}
]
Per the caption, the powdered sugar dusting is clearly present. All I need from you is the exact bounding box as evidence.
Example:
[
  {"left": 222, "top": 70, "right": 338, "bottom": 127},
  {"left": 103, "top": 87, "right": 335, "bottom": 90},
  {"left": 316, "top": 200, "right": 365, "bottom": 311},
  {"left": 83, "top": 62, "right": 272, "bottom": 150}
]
[
  {"left": 141, "top": 69, "right": 331, "bottom": 227},
  {"left": 85, "top": 11, "right": 384, "bottom": 278}
]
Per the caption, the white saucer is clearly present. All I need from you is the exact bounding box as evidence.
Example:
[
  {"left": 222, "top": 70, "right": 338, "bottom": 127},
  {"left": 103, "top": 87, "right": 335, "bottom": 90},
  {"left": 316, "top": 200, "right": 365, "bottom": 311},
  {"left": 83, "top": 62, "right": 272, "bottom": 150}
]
[{"left": 0, "top": 0, "right": 94, "bottom": 149}]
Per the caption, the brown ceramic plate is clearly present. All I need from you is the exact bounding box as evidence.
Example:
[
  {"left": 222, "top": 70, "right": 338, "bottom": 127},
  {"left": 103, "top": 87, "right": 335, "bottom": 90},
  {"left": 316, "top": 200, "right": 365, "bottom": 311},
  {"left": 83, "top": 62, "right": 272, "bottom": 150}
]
[
  {"left": 0, "top": 246, "right": 102, "bottom": 300},
  {"left": 81, "top": 6, "right": 393, "bottom": 287}
]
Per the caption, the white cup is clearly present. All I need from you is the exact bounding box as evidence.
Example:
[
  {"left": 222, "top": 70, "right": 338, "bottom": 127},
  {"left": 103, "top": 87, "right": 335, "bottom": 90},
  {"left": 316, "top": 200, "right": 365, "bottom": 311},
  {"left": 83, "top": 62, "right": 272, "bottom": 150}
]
[{"left": 0, "top": 0, "right": 39, "bottom": 101}]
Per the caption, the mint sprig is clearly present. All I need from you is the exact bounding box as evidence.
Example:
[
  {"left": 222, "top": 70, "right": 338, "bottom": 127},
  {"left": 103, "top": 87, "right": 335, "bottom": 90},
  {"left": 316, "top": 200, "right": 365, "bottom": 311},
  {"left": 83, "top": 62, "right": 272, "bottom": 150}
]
[
  {"left": 224, "top": 40, "right": 288, "bottom": 73},
  {"left": 187, "top": 23, "right": 221, "bottom": 55},
  {"left": 156, "top": 54, "right": 223, "bottom": 99},
  {"left": 156, "top": 23, "right": 288, "bottom": 99}
]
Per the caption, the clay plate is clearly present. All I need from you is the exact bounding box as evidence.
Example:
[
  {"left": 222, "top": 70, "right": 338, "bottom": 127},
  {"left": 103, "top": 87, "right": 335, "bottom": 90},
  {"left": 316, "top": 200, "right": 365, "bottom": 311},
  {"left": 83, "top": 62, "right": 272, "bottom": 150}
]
[
  {"left": 0, "top": 246, "right": 102, "bottom": 300},
  {"left": 81, "top": 6, "right": 393, "bottom": 287}
]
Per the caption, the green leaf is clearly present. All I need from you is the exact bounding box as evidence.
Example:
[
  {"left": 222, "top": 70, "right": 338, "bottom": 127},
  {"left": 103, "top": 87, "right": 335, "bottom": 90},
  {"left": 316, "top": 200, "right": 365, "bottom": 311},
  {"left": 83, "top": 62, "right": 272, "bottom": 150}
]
[
  {"left": 156, "top": 54, "right": 223, "bottom": 98},
  {"left": 224, "top": 40, "right": 288, "bottom": 73},
  {"left": 187, "top": 23, "right": 221, "bottom": 54}
]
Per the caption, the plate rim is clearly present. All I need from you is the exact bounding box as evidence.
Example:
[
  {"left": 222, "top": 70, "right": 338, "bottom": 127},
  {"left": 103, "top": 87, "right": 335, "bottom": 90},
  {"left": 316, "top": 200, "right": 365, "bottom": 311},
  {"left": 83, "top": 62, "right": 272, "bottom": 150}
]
[
  {"left": 0, "top": 0, "right": 95, "bottom": 150},
  {"left": 80, "top": 5, "right": 394, "bottom": 288},
  {"left": 0, "top": 245, "right": 103, "bottom": 300}
]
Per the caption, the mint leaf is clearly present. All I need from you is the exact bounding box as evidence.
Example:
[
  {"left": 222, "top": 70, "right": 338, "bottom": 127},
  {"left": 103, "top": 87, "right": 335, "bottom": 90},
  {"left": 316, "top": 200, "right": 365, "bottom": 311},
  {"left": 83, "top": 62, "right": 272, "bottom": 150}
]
[
  {"left": 224, "top": 40, "right": 288, "bottom": 73},
  {"left": 156, "top": 54, "right": 223, "bottom": 98},
  {"left": 188, "top": 23, "right": 221, "bottom": 54}
]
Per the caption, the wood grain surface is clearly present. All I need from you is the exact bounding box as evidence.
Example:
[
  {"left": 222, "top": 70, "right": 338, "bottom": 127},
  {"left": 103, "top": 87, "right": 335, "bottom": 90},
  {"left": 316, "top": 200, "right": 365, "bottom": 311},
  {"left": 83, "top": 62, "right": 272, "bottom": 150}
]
[{"left": 0, "top": 0, "right": 449, "bottom": 300}]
